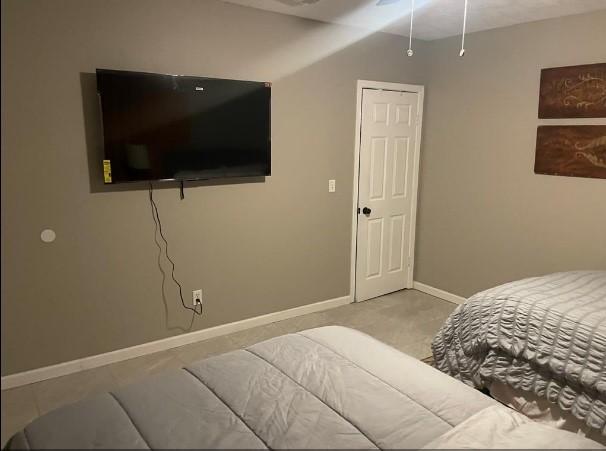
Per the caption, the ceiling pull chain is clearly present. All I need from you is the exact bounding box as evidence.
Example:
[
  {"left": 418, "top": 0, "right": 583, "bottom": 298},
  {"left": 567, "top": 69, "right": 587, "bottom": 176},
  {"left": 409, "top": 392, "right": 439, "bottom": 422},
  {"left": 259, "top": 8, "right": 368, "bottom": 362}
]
[
  {"left": 460, "top": 0, "right": 468, "bottom": 57},
  {"left": 407, "top": 0, "right": 415, "bottom": 56}
]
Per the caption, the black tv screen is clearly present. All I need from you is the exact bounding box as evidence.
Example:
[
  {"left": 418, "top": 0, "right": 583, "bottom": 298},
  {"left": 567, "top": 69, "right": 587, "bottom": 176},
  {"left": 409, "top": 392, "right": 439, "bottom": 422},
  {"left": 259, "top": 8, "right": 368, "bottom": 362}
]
[{"left": 96, "top": 69, "right": 271, "bottom": 183}]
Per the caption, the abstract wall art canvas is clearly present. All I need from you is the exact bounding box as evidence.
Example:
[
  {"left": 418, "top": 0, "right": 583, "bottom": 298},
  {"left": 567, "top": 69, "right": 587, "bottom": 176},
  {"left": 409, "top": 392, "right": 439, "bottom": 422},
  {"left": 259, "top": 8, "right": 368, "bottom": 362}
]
[
  {"left": 538, "top": 63, "right": 606, "bottom": 118},
  {"left": 535, "top": 125, "right": 606, "bottom": 179}
]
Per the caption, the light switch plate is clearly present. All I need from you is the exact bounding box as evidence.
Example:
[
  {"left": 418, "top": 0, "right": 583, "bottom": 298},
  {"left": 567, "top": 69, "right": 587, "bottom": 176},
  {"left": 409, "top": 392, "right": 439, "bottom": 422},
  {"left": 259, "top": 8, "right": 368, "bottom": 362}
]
[{"left": 328, "top": 179, "right": 336, "bottom": 193}]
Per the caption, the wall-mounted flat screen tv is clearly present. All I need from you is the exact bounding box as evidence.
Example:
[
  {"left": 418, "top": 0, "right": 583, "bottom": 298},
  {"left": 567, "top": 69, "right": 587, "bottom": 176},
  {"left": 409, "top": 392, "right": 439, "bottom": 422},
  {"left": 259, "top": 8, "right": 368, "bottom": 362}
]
[{"left": 96, "top": 69, "right": 271, "bottom": 183}]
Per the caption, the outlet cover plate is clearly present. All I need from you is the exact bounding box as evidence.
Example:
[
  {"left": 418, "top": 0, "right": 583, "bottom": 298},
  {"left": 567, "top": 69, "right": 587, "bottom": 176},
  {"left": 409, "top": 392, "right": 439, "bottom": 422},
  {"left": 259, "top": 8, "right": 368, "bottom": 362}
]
[{"left": 192, "top": 289, "right": 202, "bottom": 306}]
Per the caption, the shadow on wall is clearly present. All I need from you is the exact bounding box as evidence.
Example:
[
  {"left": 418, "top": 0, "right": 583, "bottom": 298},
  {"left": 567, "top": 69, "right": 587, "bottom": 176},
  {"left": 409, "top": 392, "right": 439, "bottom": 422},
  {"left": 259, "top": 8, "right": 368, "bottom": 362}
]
[{"left": 78, "top": 72, "right": 265, "bottom": 194}]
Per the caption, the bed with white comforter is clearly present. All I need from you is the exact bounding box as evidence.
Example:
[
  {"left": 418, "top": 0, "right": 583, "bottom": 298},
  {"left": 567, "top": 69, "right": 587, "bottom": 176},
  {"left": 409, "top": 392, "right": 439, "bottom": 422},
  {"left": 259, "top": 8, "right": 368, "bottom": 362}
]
[
  {"left": 7, "top": 325, "right": 603, "bottom": 449},
  {"left": 432, "top": 270, "right": 606, "bottom": 438}
]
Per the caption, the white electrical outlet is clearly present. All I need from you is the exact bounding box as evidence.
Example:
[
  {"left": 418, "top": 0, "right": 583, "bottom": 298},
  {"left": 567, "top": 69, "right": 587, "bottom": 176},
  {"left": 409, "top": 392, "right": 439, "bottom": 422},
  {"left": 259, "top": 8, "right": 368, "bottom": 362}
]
[
  {"left": 192, "top": 289, "right": 202, "bottom": 307},
  {"left": 328, "top": 179, "right": 336, "bottom": 193}
]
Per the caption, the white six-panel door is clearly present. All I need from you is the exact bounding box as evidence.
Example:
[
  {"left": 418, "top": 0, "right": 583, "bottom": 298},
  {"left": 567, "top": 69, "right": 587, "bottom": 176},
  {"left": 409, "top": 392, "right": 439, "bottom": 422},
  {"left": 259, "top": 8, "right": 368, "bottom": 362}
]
[{"left": 355, "top": 88, "right": 419, "bottom": 302}]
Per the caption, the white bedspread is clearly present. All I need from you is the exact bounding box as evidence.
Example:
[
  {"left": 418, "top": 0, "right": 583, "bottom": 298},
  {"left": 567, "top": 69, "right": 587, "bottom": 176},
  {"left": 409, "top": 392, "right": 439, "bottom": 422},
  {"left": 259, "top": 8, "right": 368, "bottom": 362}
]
[
  {"left": 423, "top": 405, "right": 602, "bottom": 449},
  {"left": 432, "top": 271, "right": 606, "bottom": 435},
  {"left": 9, "top": 324, "right": 604, "bottom": 449}
]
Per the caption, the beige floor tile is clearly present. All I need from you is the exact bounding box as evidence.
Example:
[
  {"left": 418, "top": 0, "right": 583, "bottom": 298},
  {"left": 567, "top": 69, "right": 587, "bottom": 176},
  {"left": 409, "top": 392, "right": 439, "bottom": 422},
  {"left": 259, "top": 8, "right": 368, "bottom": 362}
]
[
  {"left": 32, "top": 366, "right": 117, "bottom": 415},
  {"left": 172, "top": 334, "right": 239, "bottom": 364},
  {"left": 393, "top": 337, "right": 435, "bottom": 360},
  {"left": 107, "top": 350, "right": 185, "bottom": 387},
  {"left": 355, "top": 290, "right": 429, "bottom": 312},
  {"left": 227, "top": 323, "right": 286, "bottom": 348},
  {"left": 375, "top": 296, "right": 456, "bottom": 323},
  {"left": 1, "top": 385, "right": 39, "bottom": 448},
  {"left": 324, "top": 305, "right": 382, "bottom": 329},
  {"left": 271, "top": 311, "right": 333, "bottom": 334},
  {"left": 354, "top": 316, "right": 447, "bottom": 355}
]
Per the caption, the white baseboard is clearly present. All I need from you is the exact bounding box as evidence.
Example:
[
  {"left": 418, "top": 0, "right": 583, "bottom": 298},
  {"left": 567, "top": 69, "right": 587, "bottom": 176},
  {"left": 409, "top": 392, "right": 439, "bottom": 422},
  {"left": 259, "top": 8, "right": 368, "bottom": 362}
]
[
  {"left": 413, "top": 281, "right": 466, "bottom": 305},
  {"left": 1, "top": 295, "right": 352, "bottom": 390}
]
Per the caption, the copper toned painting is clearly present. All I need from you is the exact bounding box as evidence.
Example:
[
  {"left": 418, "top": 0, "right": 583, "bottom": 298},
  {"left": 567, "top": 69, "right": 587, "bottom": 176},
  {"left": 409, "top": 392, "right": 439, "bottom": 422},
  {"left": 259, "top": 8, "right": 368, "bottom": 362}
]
[
  {"left": 538, "top": 63, "right": 606, "bottom": 118},
  {"left": 535, "top": 126, "right": 606, "bottom": 179}
]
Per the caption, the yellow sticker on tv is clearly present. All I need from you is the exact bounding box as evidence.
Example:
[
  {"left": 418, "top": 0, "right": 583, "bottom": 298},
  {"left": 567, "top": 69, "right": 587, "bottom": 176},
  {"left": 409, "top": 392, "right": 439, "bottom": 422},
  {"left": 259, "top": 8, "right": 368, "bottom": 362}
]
[{"left": 103, "top": 160, "right": 112, "bottom": 183}]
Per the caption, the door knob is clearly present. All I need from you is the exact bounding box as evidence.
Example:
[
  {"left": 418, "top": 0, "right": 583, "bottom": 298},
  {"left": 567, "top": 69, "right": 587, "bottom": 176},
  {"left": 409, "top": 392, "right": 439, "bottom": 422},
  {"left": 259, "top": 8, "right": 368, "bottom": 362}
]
[{"left": 362, "top": 207, "right": 371, "bottom": 215}]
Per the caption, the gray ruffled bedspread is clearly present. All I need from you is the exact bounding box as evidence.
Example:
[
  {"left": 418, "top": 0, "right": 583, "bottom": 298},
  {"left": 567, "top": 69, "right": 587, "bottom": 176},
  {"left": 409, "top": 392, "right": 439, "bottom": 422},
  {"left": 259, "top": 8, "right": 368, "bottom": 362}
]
[{"left": 432, "top": 271, "right": 606, "bottom": 435}]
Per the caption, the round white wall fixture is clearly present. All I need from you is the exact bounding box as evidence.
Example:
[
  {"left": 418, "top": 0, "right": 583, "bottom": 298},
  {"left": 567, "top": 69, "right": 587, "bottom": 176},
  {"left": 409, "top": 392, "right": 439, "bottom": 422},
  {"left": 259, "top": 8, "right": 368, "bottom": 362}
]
[{"left": 41, "top": 229, "right": 56, "bottom": 243}]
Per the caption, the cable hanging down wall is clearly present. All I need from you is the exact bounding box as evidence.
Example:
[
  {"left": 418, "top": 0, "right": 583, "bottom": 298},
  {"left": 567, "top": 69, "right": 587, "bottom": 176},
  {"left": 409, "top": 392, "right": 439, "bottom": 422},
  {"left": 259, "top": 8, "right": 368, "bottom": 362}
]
[{"left": 149, "top": 183, "right": 202, "bottom": 316}]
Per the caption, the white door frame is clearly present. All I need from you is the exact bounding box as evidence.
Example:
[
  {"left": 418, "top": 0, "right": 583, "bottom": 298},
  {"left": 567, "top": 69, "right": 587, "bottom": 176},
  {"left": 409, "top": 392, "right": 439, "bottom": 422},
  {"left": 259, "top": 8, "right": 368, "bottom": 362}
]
[{"left": 349, "top": 80, "right": 424, "bottom": 302}]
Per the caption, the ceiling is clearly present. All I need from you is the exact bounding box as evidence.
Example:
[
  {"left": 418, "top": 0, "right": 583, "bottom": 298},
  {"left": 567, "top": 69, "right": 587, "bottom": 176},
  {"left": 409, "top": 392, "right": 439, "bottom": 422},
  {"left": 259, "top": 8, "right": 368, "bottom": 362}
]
[{"left": 222, "top": 0, "right": 606, "bottom": 40}]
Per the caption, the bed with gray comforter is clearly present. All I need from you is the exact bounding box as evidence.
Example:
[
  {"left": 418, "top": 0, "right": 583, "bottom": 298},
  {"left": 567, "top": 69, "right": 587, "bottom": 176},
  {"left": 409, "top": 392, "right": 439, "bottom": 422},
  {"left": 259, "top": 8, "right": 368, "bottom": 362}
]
[
  {"left": 432, "top": 270, "right": 606, "bottom": 437},
  {"left": 6, "top": 325, "right": 603, "bottom": 449}
]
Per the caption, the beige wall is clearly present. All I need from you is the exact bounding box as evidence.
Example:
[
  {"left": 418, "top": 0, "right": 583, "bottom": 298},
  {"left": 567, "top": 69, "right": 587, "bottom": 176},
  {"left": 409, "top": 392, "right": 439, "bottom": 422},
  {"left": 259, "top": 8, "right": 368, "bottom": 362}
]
[
  {"left": 3, "top": 1, "right": 605, "bottom": 377},
  {"left": 1, "top": 0, "right": 428, "bottom": 375},
  {"left": 414, "top": 11, "right": 606, "bottom": 297}
]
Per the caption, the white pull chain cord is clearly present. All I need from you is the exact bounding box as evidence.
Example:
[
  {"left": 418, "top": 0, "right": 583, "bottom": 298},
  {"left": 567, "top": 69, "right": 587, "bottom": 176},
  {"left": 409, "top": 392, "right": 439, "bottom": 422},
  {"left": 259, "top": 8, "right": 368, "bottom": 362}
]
[
  {"left": 460, "top": 0, "right": 468, "bottom": 57},
  {"left": 407, "top": 0, "right": 415, "bottom": 56}
]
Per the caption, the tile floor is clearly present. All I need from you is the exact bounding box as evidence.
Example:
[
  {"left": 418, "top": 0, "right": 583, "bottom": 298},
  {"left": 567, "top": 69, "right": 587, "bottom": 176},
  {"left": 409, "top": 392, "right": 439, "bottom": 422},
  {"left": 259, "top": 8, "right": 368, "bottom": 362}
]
[{"left": 1, "top": 289, "right": 456, "bottom": 447}]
